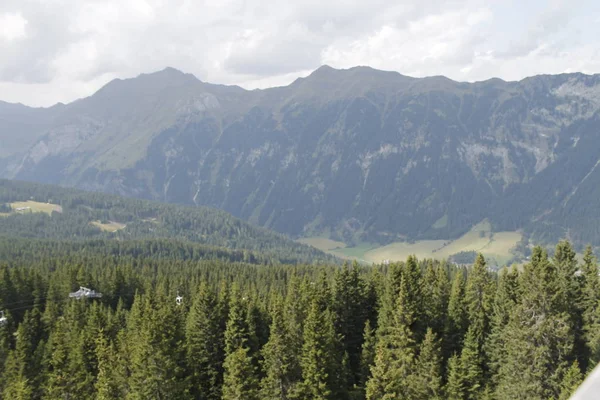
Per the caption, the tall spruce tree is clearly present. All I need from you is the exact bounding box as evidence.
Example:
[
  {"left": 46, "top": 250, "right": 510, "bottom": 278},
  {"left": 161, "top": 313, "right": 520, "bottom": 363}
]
[
  {"left": 366, "top": 273, "right": 417, "bottom": 399},
  {"left": 222, "top": 288, "right": 259, "bottom": 400},
  {"left": 185, "top": 283, "right": 224, "bottom": 400},
  {"left": 260, "top": 298, "right": 300, "bottom": 400},
  {"left": 554, "top": 241, "right": 586, "bottom": 368},
  {"left": 2, "top": 322, "right": 35, "bottom": 399},
  {"left": 422, "top": 261, "right": 450, "bottom": 336},
  {"left": 461, "top": 254, "right": 493, "bottom": 398},
  {"left": 403, "top": 255, "right": 424, "bottom": 340},
  {"left": 580, "top": 245, "right": 600, "bottom": 370},
  {"left": 446, "top": 354, "right": 465, "bottom": 400},
  {"left": 127, "top": 296, "right": 189, "bottom": 399},
  {"left": 222, "top": 346, "right": 259, "bottom": 400},
  {"left": 485, "top": 266, "right": 519, "bottom": 385},
  {"left": 446, "top": 270, "right": 468, "bottom": 359},
  {"left": 495, "top": 247, "right": 574, "bottom": 399},
  {"left": 95, "top": 333, "right": 125, "bottom": 400},
  {"left": 299, "top": 300, "right": 343, "bottom": 400},
  {"left": 410, "top": 328, "right": 443, "bottom": 399},
  {"left": 331, "top": 262, "right": 367, "bottom": 386},
  {"left": 44, "top": 316, "right": 74, "bottom": 400},
  {"left": 359, "top": 319, "right": 377, "bottom": 388}
]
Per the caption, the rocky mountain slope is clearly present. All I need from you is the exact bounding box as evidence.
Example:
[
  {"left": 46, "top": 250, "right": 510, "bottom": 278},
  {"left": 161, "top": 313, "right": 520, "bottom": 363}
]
[{"left": 2, "top": 66, "right": 600, "bottom": 248}]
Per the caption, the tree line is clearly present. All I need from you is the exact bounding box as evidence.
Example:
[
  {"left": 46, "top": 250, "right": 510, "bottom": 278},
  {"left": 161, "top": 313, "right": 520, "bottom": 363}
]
[{"left": 0, "top": 239, "right": 599, "bottom": 399}]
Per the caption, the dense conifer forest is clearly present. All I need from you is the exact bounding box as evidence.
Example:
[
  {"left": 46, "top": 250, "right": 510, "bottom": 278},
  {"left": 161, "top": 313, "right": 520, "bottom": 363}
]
[
  {"left": 0, "top": 179, "right": 336, "bottom": 265},
  {"left": 0, "top": 238, "right": 598, "bottom": 399}
]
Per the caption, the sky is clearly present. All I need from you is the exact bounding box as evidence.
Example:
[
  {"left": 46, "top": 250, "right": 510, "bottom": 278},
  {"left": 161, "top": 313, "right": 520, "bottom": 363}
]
[{"left": 0, "top": 0, "right": 599, "bottom": 107}]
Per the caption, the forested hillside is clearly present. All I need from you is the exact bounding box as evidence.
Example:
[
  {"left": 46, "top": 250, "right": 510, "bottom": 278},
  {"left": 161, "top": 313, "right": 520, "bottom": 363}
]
[
  {"left": 0, "top": 238, "right": 598, "bottom": 399},
  {"left": 0, "top": 179, "right": 336, "bottom": 265}
]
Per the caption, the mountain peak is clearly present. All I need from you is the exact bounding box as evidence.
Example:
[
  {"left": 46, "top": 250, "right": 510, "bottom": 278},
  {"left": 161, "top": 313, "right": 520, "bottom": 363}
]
[
  {"left": 139, "top": 66, "right": 200, "bottom": 83},
  {"left": 289, "top": 65, "right": 413, "bottom": 99},
  {"left": 150, "top": 66, "right": 190, "bottom": 78},
  {"left": 304, "top": 64, "right": 411, "bottom": 82},
  {"left": 92, "top": 67, "right": 201, "bottom": 101}
]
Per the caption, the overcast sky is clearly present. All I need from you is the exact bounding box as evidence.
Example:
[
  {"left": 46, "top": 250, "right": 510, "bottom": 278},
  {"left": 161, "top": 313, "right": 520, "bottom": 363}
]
[{"left": 1, "top": 0, "right": 599, "bottom": 107}]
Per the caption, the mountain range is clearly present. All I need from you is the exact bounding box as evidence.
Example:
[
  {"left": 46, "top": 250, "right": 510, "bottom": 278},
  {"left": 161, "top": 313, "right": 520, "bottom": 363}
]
[{"left": 2, "top": 65, "right": 600, "bottom": 251}]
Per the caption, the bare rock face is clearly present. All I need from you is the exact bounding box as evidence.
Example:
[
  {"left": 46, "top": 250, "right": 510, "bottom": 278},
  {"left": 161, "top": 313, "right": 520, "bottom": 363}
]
[{"left": 3, "top": 67, "right": 600, "bottom": 247}]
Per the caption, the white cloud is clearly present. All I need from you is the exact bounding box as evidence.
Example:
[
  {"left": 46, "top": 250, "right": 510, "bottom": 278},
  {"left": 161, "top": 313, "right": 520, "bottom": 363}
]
[
  {"left": 321, "top": 8, "right": 493, "bottom": 77},
  {"left": 0, "top": 12, "right": 27, "bottom": 41},
  {"left": 0, "top": 0, "right": 598, "bottom": 106}
]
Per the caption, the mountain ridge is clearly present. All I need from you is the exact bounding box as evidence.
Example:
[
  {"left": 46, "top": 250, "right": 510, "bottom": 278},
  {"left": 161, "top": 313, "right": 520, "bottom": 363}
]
[{"left": 4, "top": 66, "right": 600, "bottom": 110}]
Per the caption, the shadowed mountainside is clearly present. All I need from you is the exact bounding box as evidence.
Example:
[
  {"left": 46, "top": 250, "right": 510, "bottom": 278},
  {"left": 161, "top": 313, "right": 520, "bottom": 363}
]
[{"left": 2, "top": 66, "right": 600, "bottom": 249}]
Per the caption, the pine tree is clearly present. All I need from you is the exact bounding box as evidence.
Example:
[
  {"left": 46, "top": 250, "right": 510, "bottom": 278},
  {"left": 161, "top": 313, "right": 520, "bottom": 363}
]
[
  {"left": 410, "top": 328, "right": 443, "bottom": 399},
  {"left": 558, "top": 361, "right": 583, "bottom": 400},
  {"left": 359, "top": 319, "right": 376, "bottom": 387},
  {"left": 185, "top": 283, "right": 224, "bottom": 400},
  {"left": 1, "top": 308, "right": 44, "bottom": 398},
  {"left": 554, "top": 241, "right": 586, "bottom": 368},
  {"left": 221, "top": 288, "right": 259, "bottom": 400},
  {"left": 461, "top": 254, "right": 493, "bottom": 399},
  {"left": 127, "top": 296, "right": 189, "bottom": 399},
  {"left": 284, "top": 274, "right": 308, "bottom": 371},
  {"left": 422, "top": 261, "right": 450, "bottom": 336},
  {"left": 95, "top": 333, "right": 125, "bottom": 400},
  {"left": 495, "top": 247, "right": 574, "bottom": 400},
  {"left": 331, "top": 262, "right": 367, "bottom": 385},
  {"left": 299, "top": 301, "right": 341, "bottom": 400},
  {"left": 366, "top": 274, "right": 417, "bottom": 399},
  {"left": 260, "top": 298, "right": 300, "bottom": 400},
  {"left": 44, "top": 317, "right": 73, "bottom": 400},
  {"left": 486, "top": 266, "right": 519, "bottom": 385},
  {"left": 224, "top": 287, "right": 251, "bottom": 356},
  {"left": 0, "top": 324, "right": 11, "bottom": 394},
  {"left": 465, "top": 254, "right": 493, "bottom": 331},
  {"left": 553, "top": 241, "right": 579, "bottom": 316},
  {"left": 403, "top": 255, "right": 424, "bottom": 340},
  {"left": 445, "top": 270, "right": 468, "bottom": 359},
  {"left": 458, "top": 326, "right": 484, "bottom": 399},
  {"left": 67, "top": 329, "right": 96, "bottom": 397},
  {"left": 580, "top": 245, "right": 600, "bottom": 369},
  {"left": 446, "top": 354, "right": 465, "bottom": 400},
  {"left": 587, "top": 303, "right": 600, "bottom": 372},
  {"left": 2, "top": 329, "right": 33, "bottom": 400},
  {"left": 1, "top": 362, "right": 32, "bottom": 400},
  {"left": 245, "top": 299, "right": 265, "bottom": 368},
  {"left": 222, "top": 347, "right": 259, "bottom": 400}
]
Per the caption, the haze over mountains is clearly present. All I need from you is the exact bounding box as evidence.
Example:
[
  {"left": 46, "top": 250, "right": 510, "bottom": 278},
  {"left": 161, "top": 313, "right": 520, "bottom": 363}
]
[{"left": 2, "top": 65, "right": 600, "bottom": 250}]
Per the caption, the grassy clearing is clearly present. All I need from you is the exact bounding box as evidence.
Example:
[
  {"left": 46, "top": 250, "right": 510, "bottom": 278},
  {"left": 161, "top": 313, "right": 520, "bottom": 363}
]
[
  {"left": 10, "top": 201, "right": 62, "bottom": 215},
  {"left": 90, "top": 221, "right": 127, "bottom": 232},
  {"left": 332, "top": 243, "right": 377, "bottom": 262},
  {"left": 363, "top": 240, "right": 446, "bottom": 263},
  {"left": 297, "top": 237, "right": 346, "bottom": 252},
  {"left": 300, "top": 220, "right": 522, "bottom": 266}
]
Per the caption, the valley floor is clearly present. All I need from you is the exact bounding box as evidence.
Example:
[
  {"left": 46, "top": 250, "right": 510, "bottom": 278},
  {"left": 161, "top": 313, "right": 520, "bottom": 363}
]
[{"left": 299, "top": 220, "right": 522, "bottom": 266}]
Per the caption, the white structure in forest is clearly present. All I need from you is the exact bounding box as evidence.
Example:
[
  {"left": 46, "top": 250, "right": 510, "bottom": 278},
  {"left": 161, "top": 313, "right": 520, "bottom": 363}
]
[{"left": 69, "top": 286, "right": 103, "bottom": 299}]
